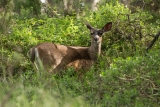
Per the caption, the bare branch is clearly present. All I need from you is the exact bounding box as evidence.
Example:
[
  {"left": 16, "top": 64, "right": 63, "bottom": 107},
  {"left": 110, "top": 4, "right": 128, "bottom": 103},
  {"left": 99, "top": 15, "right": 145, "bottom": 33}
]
[{"left": 146, "top": 31, "right": 160, "bottom": 52}]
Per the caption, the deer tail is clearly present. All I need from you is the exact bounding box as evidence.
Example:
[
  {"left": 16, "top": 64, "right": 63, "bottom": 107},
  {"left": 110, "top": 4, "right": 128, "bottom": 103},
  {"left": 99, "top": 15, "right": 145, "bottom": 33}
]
[{"left": 28, "top": 48, "right": 35, "bottom": 63}]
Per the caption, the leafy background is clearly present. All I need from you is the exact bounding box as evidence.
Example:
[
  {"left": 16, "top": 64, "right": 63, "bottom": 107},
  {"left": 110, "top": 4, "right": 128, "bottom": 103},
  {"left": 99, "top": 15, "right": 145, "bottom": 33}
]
[{"left": 0, "top": 0, "right": 160, "bottom": 107}]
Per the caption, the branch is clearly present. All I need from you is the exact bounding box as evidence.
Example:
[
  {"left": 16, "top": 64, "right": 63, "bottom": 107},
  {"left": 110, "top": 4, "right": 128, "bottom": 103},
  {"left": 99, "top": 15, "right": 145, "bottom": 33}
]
[{"left": 146, "top": 31, "right": 160, "bottom": 52}]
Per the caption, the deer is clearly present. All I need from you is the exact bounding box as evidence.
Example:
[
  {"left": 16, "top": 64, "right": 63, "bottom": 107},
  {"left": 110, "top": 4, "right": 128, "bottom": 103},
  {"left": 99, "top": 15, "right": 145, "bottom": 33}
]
[{"left": 28, "top": 22, "right": 112, "bottom": 74}]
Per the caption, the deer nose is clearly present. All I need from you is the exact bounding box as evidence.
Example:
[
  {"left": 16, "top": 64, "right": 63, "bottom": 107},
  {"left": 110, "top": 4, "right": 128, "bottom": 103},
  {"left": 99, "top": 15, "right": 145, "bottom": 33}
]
[{"left": 94, "top": 37, "right": 99, "bottom": 41}]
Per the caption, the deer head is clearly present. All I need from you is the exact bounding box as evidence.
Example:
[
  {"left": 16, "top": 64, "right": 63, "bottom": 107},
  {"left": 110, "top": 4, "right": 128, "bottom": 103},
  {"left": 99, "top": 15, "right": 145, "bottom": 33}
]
[{"left": 86, "top": 22, "right": 112, "bottom": 60}]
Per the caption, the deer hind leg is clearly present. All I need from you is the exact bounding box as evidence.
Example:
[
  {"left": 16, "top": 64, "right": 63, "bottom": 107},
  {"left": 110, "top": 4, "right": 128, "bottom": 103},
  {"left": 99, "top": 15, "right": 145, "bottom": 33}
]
[{"left": 48, "top": 60, "right": 64, "bottom": 74}]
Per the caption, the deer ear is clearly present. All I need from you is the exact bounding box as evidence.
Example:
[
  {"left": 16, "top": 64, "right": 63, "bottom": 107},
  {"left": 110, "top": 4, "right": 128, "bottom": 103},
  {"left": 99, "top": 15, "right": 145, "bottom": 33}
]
[
  {"left": 102, "top": 22, "right": 112, "bottom": 32},
  {"left": 86, "top": 23, "right": 93, "bottom": 30}
]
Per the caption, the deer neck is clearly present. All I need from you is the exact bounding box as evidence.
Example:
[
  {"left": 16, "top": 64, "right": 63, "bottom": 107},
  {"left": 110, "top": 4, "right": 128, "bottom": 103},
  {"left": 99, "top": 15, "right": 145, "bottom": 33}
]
[{"left": 88, "top": 41, "right": 101, "bottom": 61}]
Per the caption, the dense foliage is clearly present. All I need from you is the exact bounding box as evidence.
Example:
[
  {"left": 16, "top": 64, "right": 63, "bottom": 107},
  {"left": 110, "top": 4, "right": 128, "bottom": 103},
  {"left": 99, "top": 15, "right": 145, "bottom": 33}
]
[{"left": 0, "top": 1, "right": 160, "bottom": 107}]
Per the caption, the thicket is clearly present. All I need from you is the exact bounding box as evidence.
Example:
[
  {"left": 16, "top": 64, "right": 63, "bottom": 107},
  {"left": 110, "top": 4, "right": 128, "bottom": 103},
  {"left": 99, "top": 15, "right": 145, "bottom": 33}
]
[{"left": 0, "top": 1, "right": 160, "bottom": 107}]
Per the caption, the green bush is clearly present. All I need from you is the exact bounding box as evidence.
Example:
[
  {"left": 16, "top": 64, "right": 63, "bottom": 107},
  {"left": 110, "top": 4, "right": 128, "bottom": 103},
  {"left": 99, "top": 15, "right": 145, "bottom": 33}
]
[{"left": 0, "top": 1, "right": 160, "bottom": 107}]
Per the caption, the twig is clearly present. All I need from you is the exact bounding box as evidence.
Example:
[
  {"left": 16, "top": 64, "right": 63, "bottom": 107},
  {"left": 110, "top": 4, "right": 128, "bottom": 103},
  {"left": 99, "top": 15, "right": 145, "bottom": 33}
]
[
  {"left": 146, "top": 31, "right": 160, "bottom": 52},
  {"left": 117, "top": 76, "right": 137, "bottom": 81}
]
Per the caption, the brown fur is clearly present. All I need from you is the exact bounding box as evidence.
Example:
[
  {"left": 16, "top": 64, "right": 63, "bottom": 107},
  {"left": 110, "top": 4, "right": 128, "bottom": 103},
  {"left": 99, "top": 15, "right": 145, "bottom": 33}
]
[{"left": 29, "top": 22, "right": 112, "bottom": 73}]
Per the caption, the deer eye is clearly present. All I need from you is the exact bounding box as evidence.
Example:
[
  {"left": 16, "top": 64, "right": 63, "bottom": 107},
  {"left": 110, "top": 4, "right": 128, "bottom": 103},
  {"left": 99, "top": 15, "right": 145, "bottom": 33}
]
[
  {"left": 98, "top": 32, "right": 103, "bottom": 36},
  {"left": 90, "top": 32, "right": 94, "bottom": 35}
]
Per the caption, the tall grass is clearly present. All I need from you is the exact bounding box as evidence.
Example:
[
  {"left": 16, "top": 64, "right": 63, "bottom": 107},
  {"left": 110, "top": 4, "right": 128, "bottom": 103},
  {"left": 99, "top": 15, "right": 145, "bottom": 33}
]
[
  {"left": 0, "top": 49, "right": 159, "bottom": 107},
  {"left": 0, "top": 2, "right": 160, "bottom": 107}
]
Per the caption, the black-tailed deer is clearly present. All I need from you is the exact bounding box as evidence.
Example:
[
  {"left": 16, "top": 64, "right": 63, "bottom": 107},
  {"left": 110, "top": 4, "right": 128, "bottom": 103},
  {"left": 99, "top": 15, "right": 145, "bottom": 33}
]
[{"left": 28, "top": 22, "right": 112, "bottom": 73}]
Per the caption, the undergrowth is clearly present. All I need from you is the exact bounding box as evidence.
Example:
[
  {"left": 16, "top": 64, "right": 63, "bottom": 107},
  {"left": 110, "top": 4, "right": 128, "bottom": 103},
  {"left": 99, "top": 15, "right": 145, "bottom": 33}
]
[
  {"left": 0, "top": 49, "right": 159, "bottom": 107},
  {"left": 0, "top": 1, "right": 160, "bottom": 107}
]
